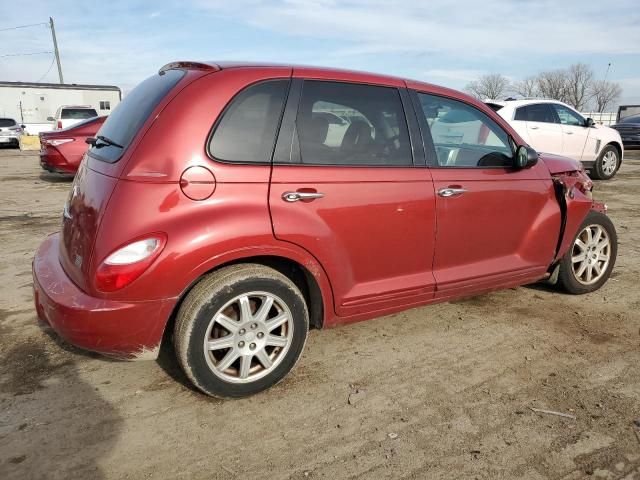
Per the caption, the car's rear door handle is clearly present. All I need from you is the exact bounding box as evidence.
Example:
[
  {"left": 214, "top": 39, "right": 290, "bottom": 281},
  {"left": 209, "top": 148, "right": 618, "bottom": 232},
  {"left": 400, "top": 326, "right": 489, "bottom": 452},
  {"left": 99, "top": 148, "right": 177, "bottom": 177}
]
[
  {"left": 282, "top": 191, "right": 325, "bottom": 202},
  {"left": 438, "top": 187, "right": 467, "bottom": 197},
  {"left": 529, "top": 125, "right": 539, "bottom": 130},
  {"left": 565, "top": 131, "right": 574, "bottom": 135}
]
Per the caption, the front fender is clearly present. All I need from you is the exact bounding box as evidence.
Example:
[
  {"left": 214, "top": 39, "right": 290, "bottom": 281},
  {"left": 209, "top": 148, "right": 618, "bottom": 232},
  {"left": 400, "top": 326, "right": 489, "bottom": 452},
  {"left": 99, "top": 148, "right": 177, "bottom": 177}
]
[{"left": 554, "top": 173, "right": 597, "bottom": 261}]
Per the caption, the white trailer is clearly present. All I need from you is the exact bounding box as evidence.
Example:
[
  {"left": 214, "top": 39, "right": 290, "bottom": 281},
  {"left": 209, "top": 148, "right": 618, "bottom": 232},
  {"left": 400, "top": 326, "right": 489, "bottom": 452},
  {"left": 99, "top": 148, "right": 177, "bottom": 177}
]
[{"left": 0, "top": 81, "right": 121, "bottom": 134}]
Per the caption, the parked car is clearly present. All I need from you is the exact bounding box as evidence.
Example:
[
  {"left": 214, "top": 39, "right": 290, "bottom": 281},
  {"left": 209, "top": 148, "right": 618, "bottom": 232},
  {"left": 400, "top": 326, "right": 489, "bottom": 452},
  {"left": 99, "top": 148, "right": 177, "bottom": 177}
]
[
  {"left": 48, "top": 105, "right": 98, "bottom": 130},
  {"left": 0, "top": 118, "right": 25, "bottom": 147},
  {"left": 611, "top": 114, "right": 640, "bottom": 149},
  {"left": 486, "top": 99, "right": 624, "bottom": 180},
  {"left": 39, "top": 116, "right": 106, "bottom": 174},
  {"left": 33, "top": 62, "right": 617, "bottom": 398}
]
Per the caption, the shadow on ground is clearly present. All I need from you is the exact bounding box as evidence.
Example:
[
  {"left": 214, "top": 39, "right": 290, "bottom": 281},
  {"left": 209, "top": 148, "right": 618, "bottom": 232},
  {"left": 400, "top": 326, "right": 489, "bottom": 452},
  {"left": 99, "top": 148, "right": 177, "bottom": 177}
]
[{"left": 0, "top": 334, "right": 122, "bottom": 479}]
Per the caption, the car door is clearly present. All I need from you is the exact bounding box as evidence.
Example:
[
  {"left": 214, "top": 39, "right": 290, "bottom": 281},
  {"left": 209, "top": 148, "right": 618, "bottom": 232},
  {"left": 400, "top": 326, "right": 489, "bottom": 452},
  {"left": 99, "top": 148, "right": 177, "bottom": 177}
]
[
  {"left": 515, "top": 103, "right": 564, "bottom": 155},
  {"left": 269, "top": 74, "right": 437, "bottom": 318},
  {"left": 552, "top": 103, "right": 591, "bottom": 160},
  {"left": 411, "top": 91, "right": 560, "bottom": 300}
]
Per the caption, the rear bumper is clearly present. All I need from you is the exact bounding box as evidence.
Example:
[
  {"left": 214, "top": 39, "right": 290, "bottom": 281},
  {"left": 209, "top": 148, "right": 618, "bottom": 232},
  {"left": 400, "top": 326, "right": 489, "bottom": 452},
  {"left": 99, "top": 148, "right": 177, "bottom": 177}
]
[
  {"left": 39, "top": 149, "right": 76, "bottom": 174},
  {"left": 33, "top": 233, "right": 176, "bottom": 360},
  {"left": 0, "top": 135, "right": 19, "bottom": 144}
]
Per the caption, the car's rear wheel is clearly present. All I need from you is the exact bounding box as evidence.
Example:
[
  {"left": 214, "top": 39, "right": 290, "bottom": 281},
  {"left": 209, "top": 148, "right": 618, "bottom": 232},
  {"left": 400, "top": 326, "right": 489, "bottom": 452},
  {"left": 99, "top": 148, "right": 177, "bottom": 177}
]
[
  {"left": 557, "top": 211, "right": 617, "bottom": 294},
  {"left": 591, "top": 145, "right": 620, "bottom": 180},
  {"left": 174, "top": 264, "right": 309, "bottom": 398}
]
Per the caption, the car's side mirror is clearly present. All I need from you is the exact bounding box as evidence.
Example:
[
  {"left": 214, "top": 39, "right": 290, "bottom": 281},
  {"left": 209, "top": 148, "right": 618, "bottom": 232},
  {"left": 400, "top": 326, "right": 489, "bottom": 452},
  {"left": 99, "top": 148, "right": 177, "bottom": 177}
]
[
  {"left": 47, "top": 116, "right": 55, "bottom": 122},
  {"left": 515, "top": 145, "right": 538, "bottom": 169},
  {"left": 585, "top": 117, "right": 595, "bottom": 127}
]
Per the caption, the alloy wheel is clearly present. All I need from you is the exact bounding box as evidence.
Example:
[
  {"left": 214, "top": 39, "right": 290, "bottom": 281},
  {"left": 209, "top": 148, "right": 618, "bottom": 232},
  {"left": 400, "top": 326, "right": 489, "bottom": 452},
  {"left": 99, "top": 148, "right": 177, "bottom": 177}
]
[
  {"left": 203, "top": 291, "right": 294, "bottom": 384},
  {"left": 601, "top": 150, "right": 618, "bottom": 176},
  {"left": 570, "top": 224, "right": 611, "bottom": 285}
]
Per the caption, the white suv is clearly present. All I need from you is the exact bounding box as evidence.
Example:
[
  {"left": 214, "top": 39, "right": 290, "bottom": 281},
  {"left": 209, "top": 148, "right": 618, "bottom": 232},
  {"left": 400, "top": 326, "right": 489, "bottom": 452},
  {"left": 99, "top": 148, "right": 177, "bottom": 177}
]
[{"left": 487, "top": 99, "right": 624, "bottom": 180}]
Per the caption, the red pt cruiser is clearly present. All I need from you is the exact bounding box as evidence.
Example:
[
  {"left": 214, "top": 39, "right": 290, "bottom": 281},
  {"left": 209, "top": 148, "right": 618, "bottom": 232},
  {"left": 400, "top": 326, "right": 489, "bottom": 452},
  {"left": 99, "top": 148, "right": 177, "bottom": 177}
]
[{"left": 33, "top": 62, "right": 617, "bottom": 398}]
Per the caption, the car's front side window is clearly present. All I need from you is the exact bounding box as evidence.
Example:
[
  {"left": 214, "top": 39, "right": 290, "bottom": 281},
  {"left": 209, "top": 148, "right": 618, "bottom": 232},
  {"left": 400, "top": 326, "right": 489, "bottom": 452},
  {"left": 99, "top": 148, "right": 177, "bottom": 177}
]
[
  {"left": 553, "top": 104, "right": 585, "bottom": 126},
  {"left": 418, "top": 93, "right": 514, "bottom": 168},
  {"left": 295, "top": 81, "right": 412, "bottom": 166}
]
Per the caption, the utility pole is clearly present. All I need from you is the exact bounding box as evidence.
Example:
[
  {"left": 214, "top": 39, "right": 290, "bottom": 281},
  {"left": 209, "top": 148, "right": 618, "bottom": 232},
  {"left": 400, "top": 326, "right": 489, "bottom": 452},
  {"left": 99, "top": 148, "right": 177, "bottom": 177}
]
[{"left": 49, "top": 17, "right": 64, "bottom": 84}]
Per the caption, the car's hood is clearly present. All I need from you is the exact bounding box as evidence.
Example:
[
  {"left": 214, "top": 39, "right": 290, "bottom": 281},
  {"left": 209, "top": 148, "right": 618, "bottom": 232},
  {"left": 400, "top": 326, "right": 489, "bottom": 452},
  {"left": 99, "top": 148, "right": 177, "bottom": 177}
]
[{"left": 538, "top": 152, "right": 583, "bottom": 174}]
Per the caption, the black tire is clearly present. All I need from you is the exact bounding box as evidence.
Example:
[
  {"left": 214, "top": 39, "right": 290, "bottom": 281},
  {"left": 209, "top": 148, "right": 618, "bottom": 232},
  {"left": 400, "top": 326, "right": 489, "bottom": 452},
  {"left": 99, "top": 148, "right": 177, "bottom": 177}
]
[
  {"left": 591, "top": 145, "right": 620, "bottom": 180},
  {"left": 174, "top": 264, "right": 309, "bottom": 398},
  {"left": 556, "top": 210, "right": 617, "bottom": 294}
]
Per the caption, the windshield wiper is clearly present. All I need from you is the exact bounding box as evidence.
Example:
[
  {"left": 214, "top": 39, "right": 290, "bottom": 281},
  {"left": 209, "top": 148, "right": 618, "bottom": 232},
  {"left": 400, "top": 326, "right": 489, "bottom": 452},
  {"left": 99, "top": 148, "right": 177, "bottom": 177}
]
[
  {"left": 86, "top": 135, "right": 123, "bottom": 149},
  {"left": 96, "top": 135, "right": 123, "bottom": 148}
]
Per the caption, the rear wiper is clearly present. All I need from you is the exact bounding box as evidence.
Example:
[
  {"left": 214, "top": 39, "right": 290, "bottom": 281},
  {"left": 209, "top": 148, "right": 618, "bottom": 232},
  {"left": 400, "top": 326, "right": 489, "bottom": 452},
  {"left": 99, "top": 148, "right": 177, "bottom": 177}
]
[{"left": 86, "top": 135, "right": 123, "bottom": 148}]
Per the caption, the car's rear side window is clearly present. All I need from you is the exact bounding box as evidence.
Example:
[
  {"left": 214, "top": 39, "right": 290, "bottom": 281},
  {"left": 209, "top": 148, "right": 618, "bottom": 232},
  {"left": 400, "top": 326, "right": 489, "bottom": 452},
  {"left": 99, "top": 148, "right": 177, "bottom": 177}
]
[
  {"left": 295, "top": 81, "right": 412, "bottom": 166},
  {"left": 514, "top": 104, "right": 557, "bottom": 123},
  {"left": 61, "top": 108, "right": 97, "bottom": 120},
  {"left": 208, "top": 80, "right": 289, "bottom": 163},
  {"left": 0, "top": 119, "right": 17, "bottom": 127},
  {"left": 89, "top": 69, "right": 185, "bottom": 163}
]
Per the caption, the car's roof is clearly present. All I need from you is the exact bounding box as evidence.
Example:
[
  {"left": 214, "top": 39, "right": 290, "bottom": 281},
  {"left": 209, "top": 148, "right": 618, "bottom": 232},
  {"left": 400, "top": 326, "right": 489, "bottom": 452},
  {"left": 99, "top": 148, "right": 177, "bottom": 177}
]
[
  {"left": 59, "top": 105, "right": 95, "bottom": 109},
  {"left": 485, "top": 98, "right": 572, "bottom": 109},
  {"left": 159, "top": 60, "right": 470, "bottom": 99}
]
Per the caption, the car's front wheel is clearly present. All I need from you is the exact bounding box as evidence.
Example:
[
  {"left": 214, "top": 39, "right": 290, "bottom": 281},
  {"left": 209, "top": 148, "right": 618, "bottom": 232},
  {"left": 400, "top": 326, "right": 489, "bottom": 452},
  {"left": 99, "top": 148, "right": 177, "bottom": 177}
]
[
  {"left": 591, "top": 145, "right": 620, "bottom": 180},
  {"left": 174, "top": 264, "right": 309, "bottom": 398},
  {"left": 557, "top": 210, "right": 617, "bottom": 294}
]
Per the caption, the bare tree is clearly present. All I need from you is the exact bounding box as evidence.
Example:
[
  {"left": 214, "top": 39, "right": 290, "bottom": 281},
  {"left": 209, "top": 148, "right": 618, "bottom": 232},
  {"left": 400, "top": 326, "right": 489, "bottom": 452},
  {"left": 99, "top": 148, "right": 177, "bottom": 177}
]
[
  {"left": 564, "top": 63, "right": 594, "bottom": 110},
  {"left": 590, "top": 80, "right": 622, "bottom": 113},
  {"left": 511, "top": 76, "right": 538, "bottom": 98},
  {"left": 465, "top": 74, "right": 510, "bottom": 100},
  {"left": 536, "top": 69, "right": 569, "bottom": 103}
]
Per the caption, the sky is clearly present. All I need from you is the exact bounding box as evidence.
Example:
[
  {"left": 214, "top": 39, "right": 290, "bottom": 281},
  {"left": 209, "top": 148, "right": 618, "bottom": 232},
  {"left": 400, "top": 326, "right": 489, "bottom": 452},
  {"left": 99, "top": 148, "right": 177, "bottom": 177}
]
[{"left": 1, "top": 0, "right": 639, "bottom": 107}]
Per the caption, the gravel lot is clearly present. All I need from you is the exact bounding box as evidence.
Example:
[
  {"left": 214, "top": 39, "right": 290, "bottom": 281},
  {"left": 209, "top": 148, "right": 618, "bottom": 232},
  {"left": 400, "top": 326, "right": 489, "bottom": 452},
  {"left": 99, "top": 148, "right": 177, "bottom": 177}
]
[{"left": 1, "top": 148, "right": 639, "bottom": 480}]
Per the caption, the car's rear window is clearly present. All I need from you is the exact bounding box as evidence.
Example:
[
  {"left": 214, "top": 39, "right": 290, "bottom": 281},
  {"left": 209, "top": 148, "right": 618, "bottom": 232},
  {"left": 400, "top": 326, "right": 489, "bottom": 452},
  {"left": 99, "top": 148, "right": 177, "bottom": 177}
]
[
  {"left": 0, "top": 119, "right": 17, "bottom": 127},
  {"left": 90, "top": 69, "right": 185, "bottom": 163},
  {"left": 61, "top": 108, "right": 98, "bottom": 120}
]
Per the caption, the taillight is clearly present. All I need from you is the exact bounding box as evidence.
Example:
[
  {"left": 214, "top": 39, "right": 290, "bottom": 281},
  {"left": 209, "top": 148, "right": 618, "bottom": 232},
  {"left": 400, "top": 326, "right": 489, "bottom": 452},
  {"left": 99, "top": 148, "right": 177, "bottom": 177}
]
[
  {"left": 95, "top": 234, "right": 166, "bottom": 292},
  {"left": 46, "top": 138, "right": 74, "bottom": 146}
]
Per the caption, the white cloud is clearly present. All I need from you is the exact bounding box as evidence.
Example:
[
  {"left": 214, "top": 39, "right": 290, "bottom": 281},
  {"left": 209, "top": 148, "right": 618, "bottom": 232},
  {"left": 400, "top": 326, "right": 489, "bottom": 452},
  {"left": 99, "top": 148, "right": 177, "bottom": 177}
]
[
  {"left": 423, "top": 69, "right": 485, "bottom": 84},
  {"left": 193, "top": 0, "right": 640, "bottom": 56}
]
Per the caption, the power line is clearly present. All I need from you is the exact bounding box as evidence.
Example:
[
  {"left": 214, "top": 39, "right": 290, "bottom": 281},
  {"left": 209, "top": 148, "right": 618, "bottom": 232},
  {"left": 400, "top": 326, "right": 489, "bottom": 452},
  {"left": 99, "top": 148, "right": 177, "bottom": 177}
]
[
  {"left": 0, "top": 51, "right": 53, "bottom": 58},
  {"left": 0, "top": 22, "right": 48, "bottom": 33},
  {"left": 36, "top": 55, "right": 56, "bottom": 82}
]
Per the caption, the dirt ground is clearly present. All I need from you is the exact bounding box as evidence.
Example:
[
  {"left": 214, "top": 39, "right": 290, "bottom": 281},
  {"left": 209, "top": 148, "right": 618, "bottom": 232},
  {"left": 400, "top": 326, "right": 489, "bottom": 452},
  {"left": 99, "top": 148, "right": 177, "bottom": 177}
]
[{"left": 0, "top": 148, "right": 639, "bottom": 480}]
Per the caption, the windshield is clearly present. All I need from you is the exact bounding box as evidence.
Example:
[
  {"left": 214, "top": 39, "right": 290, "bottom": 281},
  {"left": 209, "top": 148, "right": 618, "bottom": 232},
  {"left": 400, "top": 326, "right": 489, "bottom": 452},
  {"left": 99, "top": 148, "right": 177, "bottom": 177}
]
[
  {"left": 90, "top": 69, "right": 185, "bottom": 163},
  {"left": 620, "top": 115, "right": 640, "bottom": 124},
  {"left": 61, "top": 108, "right": 98, "bottom": 119}
]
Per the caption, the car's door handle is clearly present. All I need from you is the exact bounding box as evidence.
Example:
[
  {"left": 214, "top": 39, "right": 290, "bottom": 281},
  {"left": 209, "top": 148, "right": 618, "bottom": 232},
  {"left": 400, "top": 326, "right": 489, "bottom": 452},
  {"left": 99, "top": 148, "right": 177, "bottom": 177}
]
[
  {"left": 565, "top": 131, "right": 574, "bottom": 135},
  {"left": 438, "top": 187, "right": 467, "bottom": 197},
  {"left": 529, "top": 125, "right": 539, "bottom": 130},
  {"left": 282, "top": 191, "right": 325, "bottom": 202}
]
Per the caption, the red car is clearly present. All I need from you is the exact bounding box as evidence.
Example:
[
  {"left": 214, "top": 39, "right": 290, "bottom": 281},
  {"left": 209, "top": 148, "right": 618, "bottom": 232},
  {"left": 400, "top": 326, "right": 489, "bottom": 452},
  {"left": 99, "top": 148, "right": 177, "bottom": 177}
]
[
  {"left": 39, "top": 116, "right": 106, "bottom": 174},
  {"left": 33, "top": 62, "right": 617, "bottom": 398}
]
